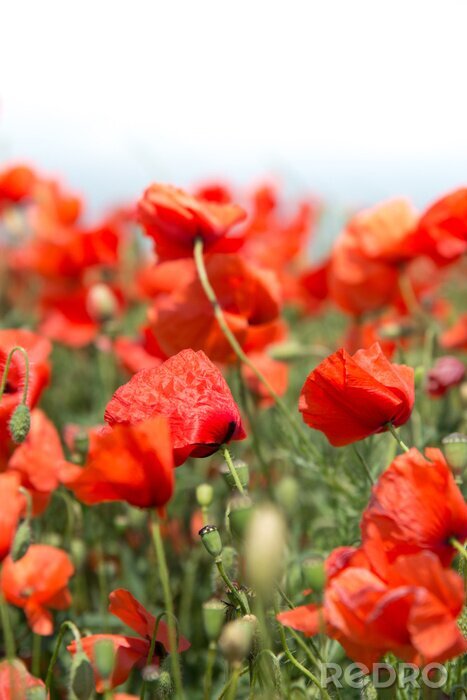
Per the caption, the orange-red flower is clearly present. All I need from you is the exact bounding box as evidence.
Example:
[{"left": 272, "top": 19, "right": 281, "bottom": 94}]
[
  {"left": 114, "top": 326, "right": 166, "bottom": 374},
  {"left": 299, "top": 343, "right": 414, "bottom": 446},
  {"left": 361, "top": 448, "right": 467, "bottom": 566},
  {"left": 0, "top": 472, "right": 25, "bottom": 562},
  {"left": 0, "top": 659, "right": 46, "bottom": 699},
  {"left": 68, "top": 588, "right": 190, "bottom": 691},
  {"left": 441, "top": 313, "right": 467, "bottom": 352},
  {"left": 6, "top": 409, "right": 66, "bottom": 515},
  {"left": 60, "top": 416, "right": 174, "bottom": 509},
  {"left": 138, "top": 183, "right": 246, "bottom": 260},
  {"left": 0, "top": 165, "right": 36, "bottom": 211},
  {"left": 105, "top": 349, "right": 246, "bottom": 466},
  {"left": 148, "top": 254, "right": 282, "bottom": 363},
  {"left": 0, "top": 545, "right": 74, "bottom": 635},
  {"left": 0, "top": 330, "right": 51, "bottom": 442},
  {"left": 242, "top": 353, "right": 288, "bottom": 408},
  {"left": 277, "top": 548, "right": 466, "bottom": 666}
]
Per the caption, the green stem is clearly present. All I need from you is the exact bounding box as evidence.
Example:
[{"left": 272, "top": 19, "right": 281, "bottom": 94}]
[
  {"left": 450, "top": 538, "right": 467, "bottom": 562},
  {"left": 225, "top": 665, "right": 241, "bottom": 700},
  {"left": 0, "top": 346, "right": 30, "bottom": 405},
  {"left": 203, "top": 641, "right": 217, "bottom": 700},
  {"left": 385, "top": 423, "right": 410, "bottom": 453},
  {"left": 217, "top": 665, "right": 249, "bottom": 699},
  {"left": 273, "top": 600, "right": 331, "bottom": 700},
  {"left": 352, "top": 446, "right": 375, "bottom": 486},
  {"left": 150, "top": 513, "right": 185, "bottom": 699},
  {"left": 193, "top": 237, "right": 315, "bottom": 456},
  {"left": 140, "top": 612, "right": 162, "bottom": 699},
  {"left": 221, "top": 445, "right": 245, "bottom": 494},
  {"left": 215, "top": 557, "right": 250, "bottom": 615},
  {"left": 31, "top": 633, "right": 41, "bottom": 677},
  {"left": 0, "top": 593, "right": 15, "bottom": 659},
  {"left": 45, "top": 620, "right": 82, "bottom": 692}
]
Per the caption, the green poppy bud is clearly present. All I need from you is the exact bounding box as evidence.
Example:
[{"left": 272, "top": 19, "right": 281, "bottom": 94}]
[
  {"left": 414, "top": 365, "right": 425, "bottom": 388},
  {"left": 70, "top": 539, "right": 87, "bottom": 569},
  {"left": 9, "top": 404, "right": 31, "bottom": 444},
  {"left": 274, "top": 475, "right": 300, "bottom": 513},
  {"left": 220, "top": 459, "right": 249, "bottom": 490},
  {"left": 202, "top": 598, "right": 225, "bottom": 641},
  {"left": 11, "top": 520, "right": 32, "bottom": 561},
  {"left": 196, "top": 483, "right": 214, "bottom": 508},
  {"left": 227, "top": 495, "right": 253, "bottom": 540},
  {"left": 302, "top": 556, "right": 326, "bottom": 591},
  {"left": 199, "top": 525, "right": 223, "bottom": 558},
  {"left": 442, "top": 433, "right": 467, "bottom": 471},
  {"left": 93, "top": 638, "right": 115, "bottom": 681},
  {"left": 218, "top": 618, "right": 254, "bottom": 666},
  {"left": 69, "top": 651, "right": 95, "bottom": 700}
]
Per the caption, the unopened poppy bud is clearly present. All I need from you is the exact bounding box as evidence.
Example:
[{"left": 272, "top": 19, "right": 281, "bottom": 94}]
[
  {"left": 414, "top": 366, "right": 425, "bottom": 388},
  {"left": 286, "top": 562, "right": 303, "bottom": 595},
  {"left": 218, "top": 618, "right": 254, "bottom": 666},
  {"left": 303, "top": 556, "right": 326, "bottom": 591},
  {"left": 199, "top": 525, "right": 223, "bottom": 558},
  {"left": 11, "top": 520, "right": 32, "bottom": 561},
  {"left": 26, "top": 689, "right": 47, "bottom": 700},
  {"left": 442, "top": 433, "right": 467, "bottom": 471},
  {"left": 274, "top": 476, "right": 300, "bottom": 513},
  {"left": 86, "top": 283, "right": 118, "bottom": 323},
  {"left": 155, "top": 670, "right": 173, "bottom": 699},
  {"left": 245, "top": 504, "right": 286, "bottom": 594},
  {"left": 93, "top": 638, "right": 115, "bottom": 681},
  {"left": 227, "top": 495, "right": 253, "bottom": 539},
  {"left": 202, "top": 598, "right": 225, "bottom": 641},
  {"left": 70, "top": 539, "right": 87, "bottom": 569},
  {"left": 9, "top": 403, "right": 30, "bottom": 444},
  {"left": 220, "top": 459, "right": 249, "bottom": 490},
  {"left": 69, "top": 651, "right": 95, "bottom": 700},
  {"left": 196, "top": 483, "right": 214, "bottom": 508}
]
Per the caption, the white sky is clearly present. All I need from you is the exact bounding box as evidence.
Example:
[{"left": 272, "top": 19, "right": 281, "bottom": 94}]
[{"left": 1, "top": 0, "right": 466, "bottom": 213}]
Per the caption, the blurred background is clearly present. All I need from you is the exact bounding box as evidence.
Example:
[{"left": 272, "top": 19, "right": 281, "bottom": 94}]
[{"left": 1, "top": 0, "right": 466, "bottom": 216}]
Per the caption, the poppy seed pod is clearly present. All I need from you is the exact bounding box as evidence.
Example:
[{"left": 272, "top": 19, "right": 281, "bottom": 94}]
[
  {"left": 244, "top": 504, "right": 286, "bottom": 594},
  {"left": 9, "top": 403, "right": 31, "bottom": 444},
  {"left": 202, "top": 598, "right": 225, "bottom": 641},
  {"left": 199, "top": 525, "right": 223, "bottom": 558},
  {"left": 227, "top": 495, "right": 253, "bottom": 540},
  {"left": 196, "top": 483, "right": 214, "bottom": 508},
  {"left": 220, "top": 459, "right": 250, "bottom": 490},
  {"left": 442, "top": 433, "right": 467, "bottom": 472},
  {"left": 302, "top": 556, "right": 326, "bottom": 591},
  {"left": 69, "top": 651, "right": 95, "bottom": 700},
  {"left": 218, "top": 618, "right": 254, "bottom": 666}
]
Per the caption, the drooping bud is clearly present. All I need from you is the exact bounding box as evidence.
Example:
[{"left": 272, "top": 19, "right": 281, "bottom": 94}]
[
  {"left": 442, "top": 433, "right": 467, "bottom": 472},
  {"left": 196, "top": 483, "right": 214, "bottom": 508},
  {"left": 69, "top": 651, "right": 95, "bottom": 700},
  {"left": 202, "top": 598, "right": 225, "bottom": 641},
  {"left": 199, "top": 525, "right": 223, "bottom": 558},
  {"left": 274, "top": 476, "right": 300, "bottom": 514},
  {"left": 26, "top": 688, "right": 47, "bottom": 700},
  {"left": 93, "top": 638, "right": 115, "bottom": 683},
  {"left": 244, "top": 504, "right": 286, "bottom": 594},
  {"left": 86, "top": 283, "right": 119, "bottom": 323},
  {"left": 218, "top": 618, "right": 254, "bottom": 666},
  {"left": 227, "top": 495, "right": 253, "bottom": 540},
  {"left": 220, "top": 459, "right": 249, "bottom": 491},
  {"left": 11, "top": 520, "right": 32, "bottom": 561},
  {"left": 302, "top": 556, "right": 326, "bottom": 591},
  {"left": 9, "top": 403, "right": 31, "bottom": 444}
]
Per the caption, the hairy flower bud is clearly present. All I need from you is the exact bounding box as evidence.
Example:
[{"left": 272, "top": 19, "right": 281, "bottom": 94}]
[
  {"left": 69, "top": 651, "right": 95, "bottom": 700},
  {"left": 11, "top": 520, "right": 32, "bottom": 561},
  {"left": 9, "top": 404, "right": 31, "bottom": 444}
]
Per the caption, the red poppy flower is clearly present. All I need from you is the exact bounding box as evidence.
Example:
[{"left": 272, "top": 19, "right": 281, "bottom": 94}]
[
  {"left": 194, "top": 181, "right": 233, "bottom": 204},
  {"left": 148, "top": 254, "right": 282, "bottom": 363},
  {"left": 6, "top": 409, "right": 66, "bottom": 515},
  {"left": 242, "top": 353, "right": 289, "bottom": 408},
  {"left": 277, "top": 548, "right": 466, "bottom": 667},
  {"left": 441, "top": 313, "right": 467, "bottom": 352},
  {"left": 299, "top": 343, "right": 414, "bottom": 446},
  {"left": 344, "top": 320, "right": 397, "bottom": 359},
  {"left": 361, "top": 448, "right": 467, "bottom": 566},
  {"left": 0, "top": 165, "right": 36, "bottom": 211},
  {"left": 68, "top": 588, "right": 190, "bottom": 691},
  {"left": 138, "top": 183, "right": 246, "bottom": 260},
  {"left": 0, "top": 545, "right": 74, "bottom": 635},
  {"left": 0, "top": 659, "right": 46, "bottom": 699},
  {"left": 406, "top": 188, "right": 467, "bottom": 266},
  {"left": 0, "top": 472, "right": 25, "bottom": 562},
  {"left": 299, "top": 259, "right": 330, "bottom": 313},
  {"left": 60, "top": 416, "right": 174, "bottom": 510},
  {"left": 105, "top": 349, "right": 246, "bottom": 466},
  {"left": 114, "top": 326, "right": 166, "bottom": 374},
  {"left": 0, "top": 329, "right": 51, "bottom": 442},
  {"left": 426, "top": 356, "right": 465, "bottom": 397}
]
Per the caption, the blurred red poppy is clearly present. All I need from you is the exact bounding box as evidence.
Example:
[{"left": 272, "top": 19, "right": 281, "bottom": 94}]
[
  {"left": 138, "top": 183, "right": 246, "bottom": 260},
  {"left": 68, "top": 588, "right": 190, "bottom": 691},
  {"left": 426, "top": 356, "right": 465, "bottom": 397},
  {"left": 0, "top": 545, "right": 74, "bottom": 635},
  {"left": 441, "top": 313, "right": 467, "bottom": 351},
  {"left": 0, "top": 330, "right": 51, "bottom": 442},
  {"left": 149, "top": 254, "right": 282, "bottom": 363},
  {"left": 114, "top": 326, "right": 166, "bottom": 374},
  {"left": 105, "top": 349, "right": 246, "bottom": 466},
  {"left": 299, "top": 343, "right": 414, "bottom": 446},
  {"left": 0, "top": 659, "right": 46, "bottom": 699},
  {"left": 0, "top": 472, "right": 25, "bottom": 562},
  {"left": 0, "top": 165, "right": 36, "bottom": 211},
  {"left": 242, "top": 353, "right": 288, "bottom": 408},
  {"left": 60, "top": 416, "right": 174, "bottom": 510},
  {"left": 362, "top": 448, "right": 467, "bottom": 566},
  {"left": 278, "top": 548, "right": 466, "bottom": 666},
  {"left": 6, "top": 409, "right": 66, "bottom": 515}
]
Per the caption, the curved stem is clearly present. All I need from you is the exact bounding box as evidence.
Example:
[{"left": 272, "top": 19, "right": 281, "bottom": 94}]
[
  {"left": 150, "top": 513, "right": 185, "bottom": 699},
  {"left": 45, "top": 620, "right": 82, "bottom": 692},
  {"left": 221, "top": 445, "right": 245, "bottom": 494},
  {"left": 385, "top": 423, "right": 410, "bottom": 453},
  {"left": 0, "top": 346, "right": 30, "bottom": 405},
  {"left": 215, "top": 557, "right": 250, "bottom": 615},
  {"left": 352, "top": 446, "right": 375, "bottom": 486}
]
